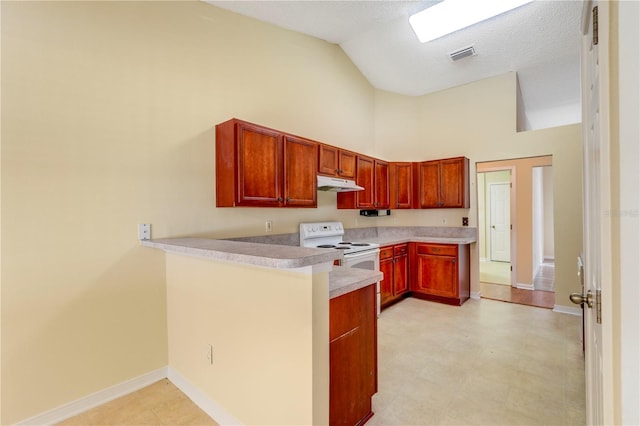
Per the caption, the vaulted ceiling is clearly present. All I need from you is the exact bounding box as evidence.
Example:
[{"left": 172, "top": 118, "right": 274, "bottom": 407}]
[{"left": 205, "top": 1, "right": 583, "bottom": 130}]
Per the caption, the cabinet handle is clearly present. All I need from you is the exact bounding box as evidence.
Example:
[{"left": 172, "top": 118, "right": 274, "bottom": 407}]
[
  {"left": 452, "top": 259, "right": 456, "bottom": 264},
  {"left": 286, "top": 197, "right": 290, "bottom": 202},
  {"left": 277, "top": 197, "right": 283, "bottom": 202}
]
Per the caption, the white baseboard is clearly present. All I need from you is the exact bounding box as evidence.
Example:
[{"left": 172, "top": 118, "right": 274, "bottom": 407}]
[
  {"left": 470, "top": 291, "right": 482, "bottom": 300},
  {"left": 479, "top": 257, "right": 488, "bottom": 262},
  {"left": 553, "top": 305, "right": 582, "bottom": 316},
  {"left": 16, "top": 367, "right": 168, "bottom": 426},
  {"left": 515, "top": 282, "right": 535, "bottom": 291},
  {"left": 168, "top": 367, "right": 242, "bottom": 426}
]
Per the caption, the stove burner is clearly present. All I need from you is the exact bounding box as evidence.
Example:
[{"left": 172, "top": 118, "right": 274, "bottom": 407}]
[
  {"left": 334, "top": 246, "right": 350, "bottom": 250},
  {"left": 351, "top": 243, "right": 370, "bottom": 246},
  {"left": 317, "top": 244, "right": 336, "bottom": 248},
  {"left": 339, "top": 241, "right": 351, "bottom": 244}
]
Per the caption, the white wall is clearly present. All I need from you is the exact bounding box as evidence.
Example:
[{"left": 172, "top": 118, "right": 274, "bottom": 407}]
[
  {"left": 543, "top": 166, "right": 555, "bottom": 259},
  {"left": 532, "top": 166, "right": 545, "bottom": 276}
]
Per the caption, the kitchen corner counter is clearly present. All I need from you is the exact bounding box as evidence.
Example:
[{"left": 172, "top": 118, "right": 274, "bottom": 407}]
[
  {"left": 329, "top": 267, "right": 382, "bottom": 299},
  {"left": 142, "top": 237, "right": 340, "bottom": 269}
]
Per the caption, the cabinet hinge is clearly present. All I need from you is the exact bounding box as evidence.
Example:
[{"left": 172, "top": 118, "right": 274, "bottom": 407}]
[
  {"left": 592, "top": 6, "right": 599, "bottom": 46},
  {"left": 596, "top": 288, "right": 602, "bottom": 324}
]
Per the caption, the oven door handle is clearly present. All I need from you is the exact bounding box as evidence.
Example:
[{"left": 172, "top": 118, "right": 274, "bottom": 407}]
[{"left": 344, "top": 248, "right": 380, "bottom": 260}]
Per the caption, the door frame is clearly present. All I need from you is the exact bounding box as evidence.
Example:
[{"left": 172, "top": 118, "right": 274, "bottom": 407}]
[{"left": 476, "top": 165, "right": 516, "bottom": 286}]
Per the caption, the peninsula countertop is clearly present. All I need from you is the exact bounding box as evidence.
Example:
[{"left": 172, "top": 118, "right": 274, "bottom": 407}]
[{"left": 142, "top": 237, "right": 341, "bottom": 269}]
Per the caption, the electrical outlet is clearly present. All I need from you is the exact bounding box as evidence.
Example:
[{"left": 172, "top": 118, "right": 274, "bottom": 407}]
[
  {"left": 138, "top": 223, "right": 151, "bottom": 240},
  {"left": 462, "top": 217, "right": 469, "bottom": 226},
  {"left": 265, "top": 220, "right": 273, "bottom": 233},
  {"left": 206, "top": 344, "right": 213, "bottom": 365}
]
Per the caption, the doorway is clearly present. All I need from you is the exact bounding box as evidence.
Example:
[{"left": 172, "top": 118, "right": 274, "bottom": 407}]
[
  {"left": 477, "top": 157, "right": 556, "bottom": 309},
  {"left": 478, "top": 170, "right": 512, "bottom": 286}
]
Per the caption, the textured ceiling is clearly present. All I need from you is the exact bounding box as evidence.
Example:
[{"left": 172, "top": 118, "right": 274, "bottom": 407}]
[{"left": 205, "top": 0, "right": 583, "bottom": 130}]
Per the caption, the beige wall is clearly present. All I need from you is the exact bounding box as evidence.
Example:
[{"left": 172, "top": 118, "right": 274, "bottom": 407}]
[
  {"left": 1, "top": 1, "right": 584, "bottom": 423},
  {"left": 1, "top": 2, "right": 373, "bottom": 423},
  {"left": 165, "top": 253, "right": 329, "bottom": 425},
  {"left": 373, "top": 77, "right": 582, "bottom": 304}
]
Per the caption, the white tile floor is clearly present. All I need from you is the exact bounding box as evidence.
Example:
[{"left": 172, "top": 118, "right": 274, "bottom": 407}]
[{"left": 369, "top": 297, "right": 585, "bottom": 426}]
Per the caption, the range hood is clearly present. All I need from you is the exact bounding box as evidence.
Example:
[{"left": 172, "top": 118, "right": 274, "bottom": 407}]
[{"left": 317, "top": 175, "right": 364, "bottom": 192}]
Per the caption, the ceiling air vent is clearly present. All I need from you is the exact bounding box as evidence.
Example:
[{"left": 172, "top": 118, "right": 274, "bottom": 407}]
[{"left": 449, "top": 45, "right": 476, "bottom": 62}]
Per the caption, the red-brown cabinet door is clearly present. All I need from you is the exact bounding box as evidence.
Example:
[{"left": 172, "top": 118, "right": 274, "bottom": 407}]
[
  {"left": 391, "top": 162, "right": 413, "bottom": 209},
  {"left": 338, "top": 150, "right": 357, "bottom": 178},
  {"left": 415, "top": 254, "right": 458, "bottom": 298},
  {"left": 283, "top": 135, "right": 317, "bottom": 207},
  {"left": 418, "top": 160, "right": 440, "bottom": 208},
  {"left": 374, "top": 160, "right": 390, "bottom": 209},
  {"left": 356, "top": 156, "right": 375, "bottom": 208},
  {"left": 439, "top": 157, "right": 465, "bottom": 208},
  {"left": 394, "top": 252, "right": 409, "bottom": 295},
  {"left": 236, "top": 122, "right": 282, "bottom": 207}
]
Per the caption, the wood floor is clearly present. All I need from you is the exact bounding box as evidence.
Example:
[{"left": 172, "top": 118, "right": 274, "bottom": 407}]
[
  {"left": 480, "top": 281, "right": 555, "bottom": 309},
  {"left": 481, "top": 260, "right": 556, "bottom": 309}
]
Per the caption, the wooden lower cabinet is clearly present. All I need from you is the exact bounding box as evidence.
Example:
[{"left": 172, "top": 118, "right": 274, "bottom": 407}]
[
  {"left": 379, "top": 244, "right": 409, "bottom": 309},
  {"left": 410, "top": 243, "right": 471, "bottom": 306},
  {"left": 330, "top": 284, "right": 377, "bottom": 425}
]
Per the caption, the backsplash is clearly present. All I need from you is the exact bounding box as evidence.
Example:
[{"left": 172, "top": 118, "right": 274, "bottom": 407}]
[{"left": 228, "top": 226, "right": 477, "bottom": 246}]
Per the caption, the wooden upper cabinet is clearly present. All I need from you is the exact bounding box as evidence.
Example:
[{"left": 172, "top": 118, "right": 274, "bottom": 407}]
[
  {"left": 374, "top": 160, "right": 390, "bottom": 209},
  {"left": 416, "top": 157, "right": 469, "bottom": 208},
  {"left": 318, "top": 144, "right": 356, "bottom": 179},
  {"left": 355, "top": 155, "right": 375, "bottom": 208},
  {"left": 283, "top": 135, "right": 318, "bottom": 207},
  {"left": 390, "top": 162, "right": 413, "bottom": 209},
  {"left": 337, "top": 156, "right": 390, "bottom": 209},
  {"left": 215, "top": 119, "right": 317, "bottom": 208}
]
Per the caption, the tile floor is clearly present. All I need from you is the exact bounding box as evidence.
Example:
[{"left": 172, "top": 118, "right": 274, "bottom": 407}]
[
  {"left": 58, "top": 297, "right": 585, "bottom": 426},
  {"left": 368, "top": 297, "right": 585, "bottom": 426},
  {"left": 57, "top": 379, "right": 218, "bottom": 426},
  {"left": 534, "top": 260, "right": 556, "bottom": 292}
]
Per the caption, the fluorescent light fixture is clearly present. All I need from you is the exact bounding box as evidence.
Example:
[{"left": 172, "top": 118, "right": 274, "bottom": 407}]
[{"left": 409, "top": 0, "right": 534, "bottom": 43}]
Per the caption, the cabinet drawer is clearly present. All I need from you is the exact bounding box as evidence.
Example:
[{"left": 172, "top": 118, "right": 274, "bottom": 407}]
[
  {"left": 379, "top": 246, "right": 394, "bottom": 260},
  {"left": 393, "top": 244, "right": 408, "bottom": 256},
  {"left": 416, "top": 244, "right": 457, "bottom": 256}
]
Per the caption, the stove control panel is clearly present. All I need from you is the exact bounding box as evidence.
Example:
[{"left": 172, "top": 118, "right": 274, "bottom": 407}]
[{"left": 299, "top": 221, "right": 345, "bottom": 240}]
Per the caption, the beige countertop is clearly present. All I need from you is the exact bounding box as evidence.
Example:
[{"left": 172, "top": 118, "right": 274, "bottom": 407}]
[
  {"left": 329, "top": 267, "right": 382, "bottom": 299},
  {"left": 142, "top": 230, "right": 475, "bottom": 299},
  {"left": 142, "top": 237, "right": 340, "bottom": 269}
]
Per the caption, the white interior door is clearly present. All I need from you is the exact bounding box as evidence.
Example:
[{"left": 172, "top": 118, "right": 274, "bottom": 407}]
[
  {"left": 489, "top": 183, "right": 510, "bottom": 262},
  {"left": 579, "top": 1, "right": 613, "bottom": 424}
]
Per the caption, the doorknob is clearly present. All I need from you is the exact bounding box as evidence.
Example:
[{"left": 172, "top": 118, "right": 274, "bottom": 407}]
[
  {"left": 491, "top": 225, "right": 496, "bottom": 229},
  {"left": 569, "top": 290, "right": 594, "bottom": 308}
]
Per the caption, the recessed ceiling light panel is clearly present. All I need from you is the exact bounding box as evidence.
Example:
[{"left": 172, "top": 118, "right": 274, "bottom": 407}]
[{"left": 409, "top": 0, "right": 534, "bottom": 43}]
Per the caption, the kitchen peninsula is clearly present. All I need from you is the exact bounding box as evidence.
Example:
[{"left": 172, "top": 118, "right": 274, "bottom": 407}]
[{"left": 142, "top": 226, "right": 475, "bottom": 425}]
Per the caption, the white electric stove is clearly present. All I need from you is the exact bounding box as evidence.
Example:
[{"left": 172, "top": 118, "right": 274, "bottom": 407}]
[{"left": 300, "top": 221, "right": 381, "bottom": 314}]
